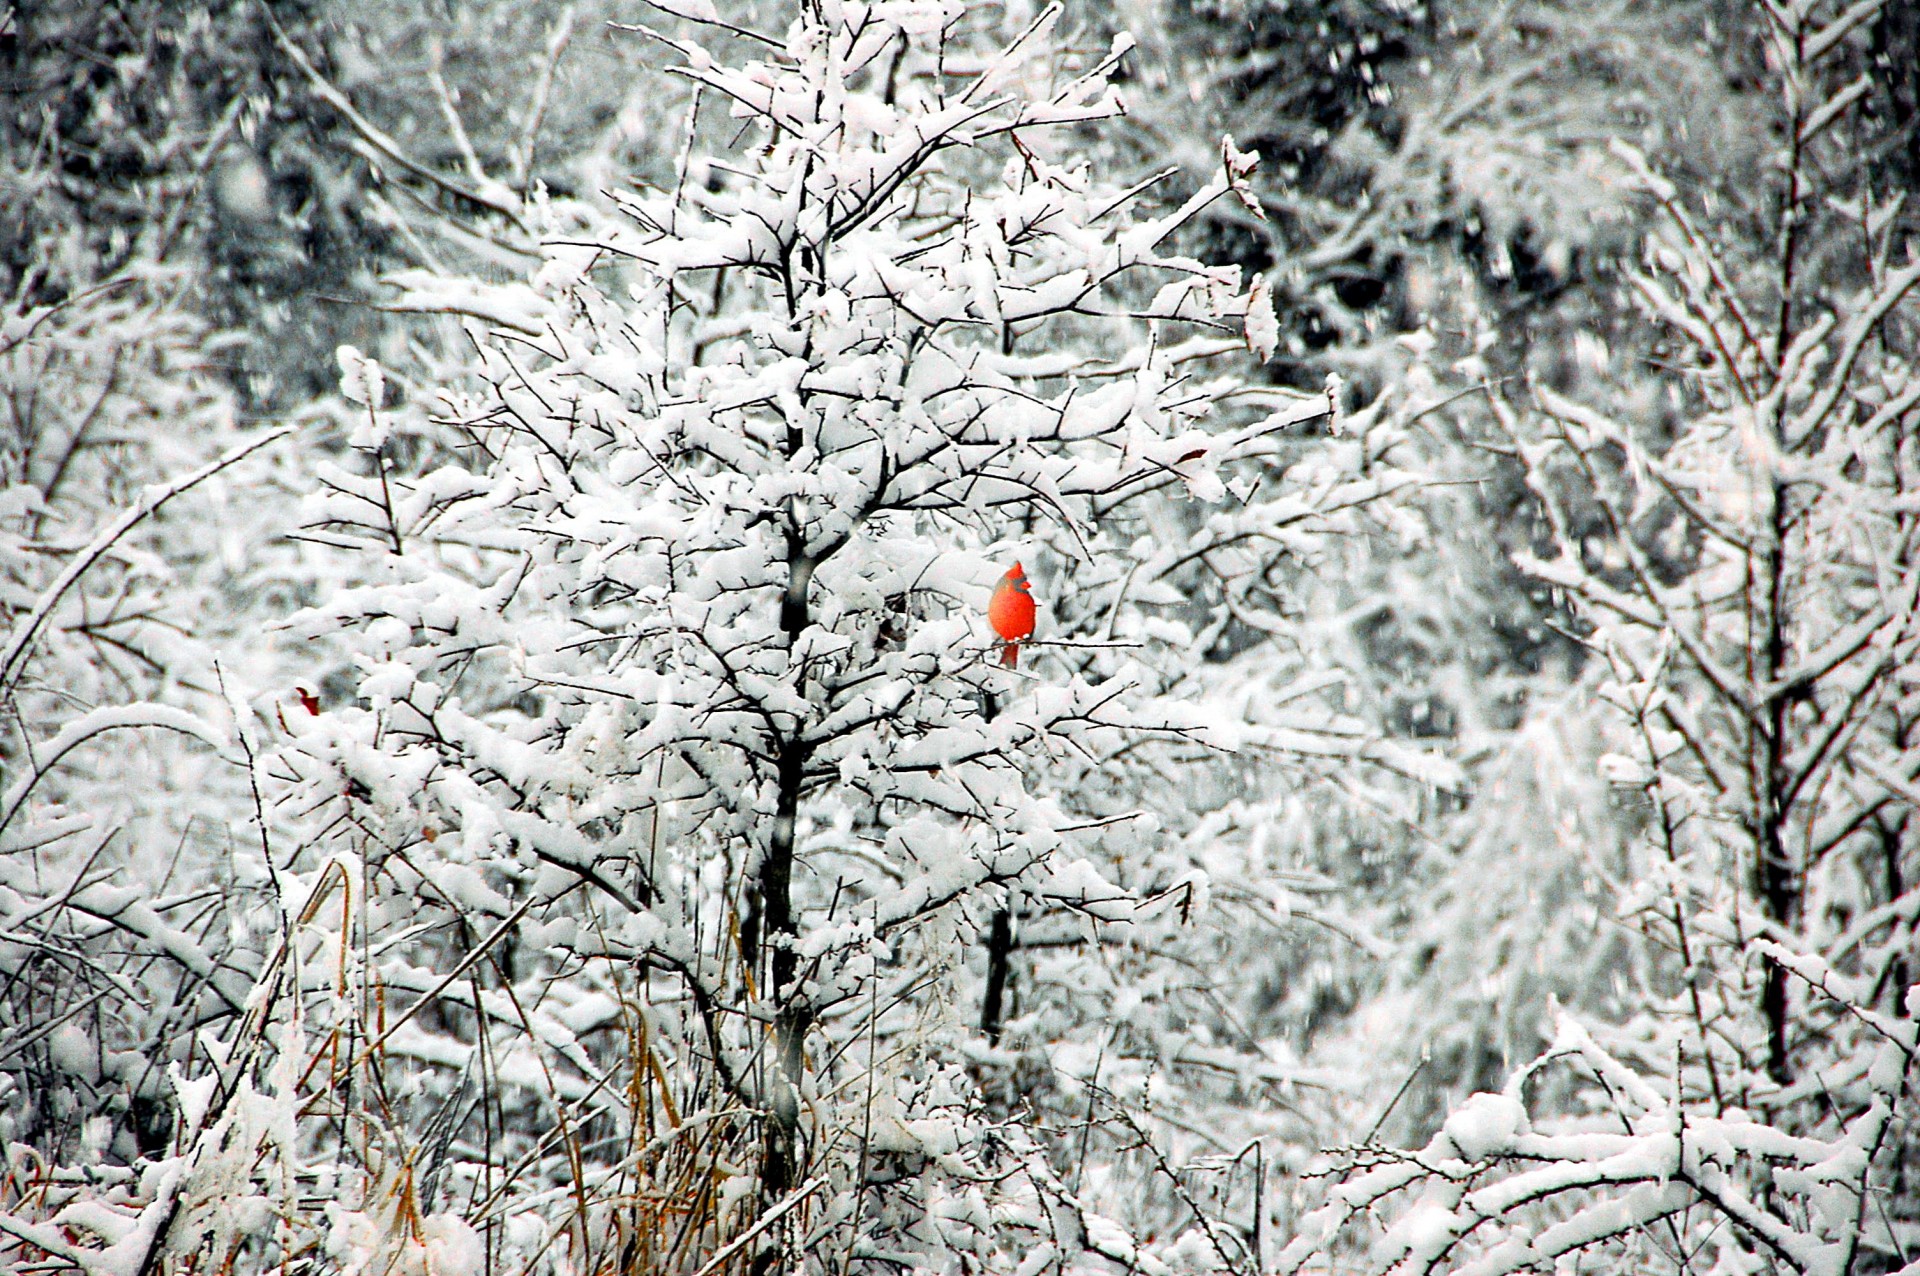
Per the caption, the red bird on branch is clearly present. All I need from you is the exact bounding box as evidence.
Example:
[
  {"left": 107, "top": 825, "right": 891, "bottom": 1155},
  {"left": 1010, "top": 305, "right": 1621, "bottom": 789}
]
[{"left": 988, "top": 562, "right": 1036, "bottom": 667}]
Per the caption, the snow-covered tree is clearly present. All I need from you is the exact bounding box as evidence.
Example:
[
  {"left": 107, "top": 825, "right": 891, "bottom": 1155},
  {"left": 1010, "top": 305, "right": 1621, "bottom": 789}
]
[
  {"left": 0, "top": 243, "right": 298, "bottom": 1185},
  {"left": 253, "top": 3, "right": 1381, "bottom": 1270},
  {"left": 1278, "top": 3, "right": 1920, "bottom": 1271}
]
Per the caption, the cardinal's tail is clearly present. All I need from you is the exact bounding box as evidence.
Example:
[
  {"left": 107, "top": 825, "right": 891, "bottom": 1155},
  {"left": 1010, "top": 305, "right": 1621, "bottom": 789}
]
[{"left": 1000, "top": 641, "right": 1019, "bottom": 668}]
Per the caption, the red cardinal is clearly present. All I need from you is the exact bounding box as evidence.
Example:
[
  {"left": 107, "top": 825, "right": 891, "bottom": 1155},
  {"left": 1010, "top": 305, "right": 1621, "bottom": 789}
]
[
  {"left": 295, "top": 685, "right": 321, "bottom": 716},
  {"left": 988, "top": 562, "right": 1036, "bottom": 667}
]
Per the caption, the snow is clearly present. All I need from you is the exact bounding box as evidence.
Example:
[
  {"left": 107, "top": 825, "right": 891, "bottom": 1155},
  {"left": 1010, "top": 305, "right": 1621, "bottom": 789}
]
[
  {"left": 9, "top": 5, "right": 1918, "bottom": 1276},
  {"left": 1443, "top": 1092, "right": 1529, "bottom": 1162}
]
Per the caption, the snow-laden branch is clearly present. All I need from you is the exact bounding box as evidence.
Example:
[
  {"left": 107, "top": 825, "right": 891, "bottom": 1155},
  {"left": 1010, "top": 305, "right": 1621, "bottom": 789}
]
[{"left": 0, "top": 426, "right": 292, "bottom": 695}]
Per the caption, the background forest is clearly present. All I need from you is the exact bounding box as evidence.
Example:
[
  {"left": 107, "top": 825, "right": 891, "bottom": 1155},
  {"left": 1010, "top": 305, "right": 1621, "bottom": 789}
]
[{"left": 2, "top": 1, "right": 1917, "bottom": 1274}]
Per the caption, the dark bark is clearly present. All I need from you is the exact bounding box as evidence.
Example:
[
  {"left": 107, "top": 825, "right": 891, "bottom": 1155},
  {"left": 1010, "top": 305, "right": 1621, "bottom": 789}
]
[
  {"left": 761, "top": 523, "right": 815, "bottom": 1198},
  {"left": 980, "top": 907, "right": 1014, "bottom": 1044},
  {"left": 1754, "top": 461, "right": 1796, "bottom": 1089}
]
